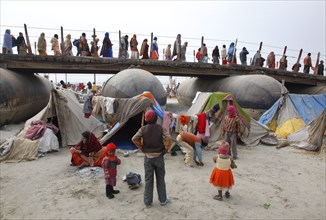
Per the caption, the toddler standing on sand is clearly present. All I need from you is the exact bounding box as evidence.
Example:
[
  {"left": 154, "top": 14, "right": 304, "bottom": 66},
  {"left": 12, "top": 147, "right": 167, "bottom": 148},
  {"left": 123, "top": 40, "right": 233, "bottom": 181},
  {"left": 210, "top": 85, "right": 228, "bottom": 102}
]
[
  {"left": 209, "top": 141, "right": 236, "bottom": 201},
  {"left": 102, "top": 143, "right": 121, "bottom": 199}
]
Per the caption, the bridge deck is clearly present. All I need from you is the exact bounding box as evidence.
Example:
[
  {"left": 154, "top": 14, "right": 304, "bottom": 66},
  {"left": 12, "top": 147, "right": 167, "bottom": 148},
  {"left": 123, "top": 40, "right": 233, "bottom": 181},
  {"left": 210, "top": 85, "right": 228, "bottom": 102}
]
[{"left": 1, "top": 54, "right": 325, "bottom": 86}]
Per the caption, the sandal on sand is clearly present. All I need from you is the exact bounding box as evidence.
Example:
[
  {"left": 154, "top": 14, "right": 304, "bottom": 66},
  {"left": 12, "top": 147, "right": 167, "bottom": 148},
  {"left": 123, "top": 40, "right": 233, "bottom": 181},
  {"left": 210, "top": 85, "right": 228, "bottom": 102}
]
[
  {"left": 213, "top": 195, "right": 223, "bottom": 201},
  {"left": 225, "top": 191, "right": 230, "bottom": 198}
]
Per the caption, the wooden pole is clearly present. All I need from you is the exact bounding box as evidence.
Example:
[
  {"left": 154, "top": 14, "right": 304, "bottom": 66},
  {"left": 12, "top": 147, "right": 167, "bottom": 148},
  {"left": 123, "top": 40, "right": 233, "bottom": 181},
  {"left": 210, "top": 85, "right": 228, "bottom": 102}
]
[
  {"left": 258, "top": 41, "right": 263, "bottom": 51},
  {"left": 193, "top": 50, "right": 195, "bottom": 62},
  {"left": 34, "top": 42, "right": 37, "bottom": 55},
  {"left": 60, "top": 26, "right": 64, "bottom": 54},
  {"left": 177, "top": 35, "right": 181, "bottom": 61},
  {"left": 200, "top": 36, "right": 204, "bottom": 62},
  {"left": 292, "top": 49, "right": 303, "bottom": 72},
  {"left": 94, "top": 73, "right": 96, "bottom": 84},
  {"left": 24, "top": 24, "right": 33, "bottom": 54},
  {"left": 150, "top": 32, "right": 153, "bottom": 59},
  {"left": 93, "top": 28, "right": 97, "bottom": 57},
  {"left": 163, "top": 48, "right": 165, "bottom": 61},
  {"left": 314, "top": 52, "right": 320, "bottom": 75},
  {"left": 118, "top": 30, "right": 121, "bottom": 58},
  {"left": 282, "top": 46, "right": 287, "bottom": 56},
  {"left": 255, "top": 42, "right": 263, "bottom": 66},
  {"left": 232, "top": 38, "right": 238, "bottom": 64}
]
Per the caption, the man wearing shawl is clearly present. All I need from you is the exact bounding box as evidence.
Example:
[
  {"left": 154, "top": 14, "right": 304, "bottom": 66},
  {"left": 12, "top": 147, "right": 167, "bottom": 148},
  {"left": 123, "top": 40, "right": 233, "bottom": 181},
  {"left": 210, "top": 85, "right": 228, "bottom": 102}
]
[{"left": 70, "top": 131, "right": 105, "bottom": 168}]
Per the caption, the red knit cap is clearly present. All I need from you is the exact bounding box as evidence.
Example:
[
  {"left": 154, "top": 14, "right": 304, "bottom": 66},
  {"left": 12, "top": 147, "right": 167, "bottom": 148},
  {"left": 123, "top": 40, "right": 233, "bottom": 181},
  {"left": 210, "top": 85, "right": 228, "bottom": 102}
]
[
  {"left": 105, "top": 143, "right": 117, "bottom": 157},
  {"left": 145, "top": 110, "right": 157, "bottom": 124},
  {"left": 106, "top": 143, "right": 116, "bottom": 150},
  {"left": 218, "top": 140, "right": 230, "bottom": 155}
]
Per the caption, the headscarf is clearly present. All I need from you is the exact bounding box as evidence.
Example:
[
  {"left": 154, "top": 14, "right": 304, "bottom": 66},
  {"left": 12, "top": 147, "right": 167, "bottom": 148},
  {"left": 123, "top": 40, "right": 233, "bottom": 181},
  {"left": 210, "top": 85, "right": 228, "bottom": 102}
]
[
  {"left": 145, "top": 110, "right": 157, "bottom": 124},
  {"left": 218, "top": 140, "right": 229, "bottom": 155},
  {"left": 105, "top": 143, "right": 117, "bottom": 161},
  {"left": 77, "top": 131, "right": 102, "bottom": 156},
  {"left": 227, "top": 105, "right": 237, "bottom": 118}
]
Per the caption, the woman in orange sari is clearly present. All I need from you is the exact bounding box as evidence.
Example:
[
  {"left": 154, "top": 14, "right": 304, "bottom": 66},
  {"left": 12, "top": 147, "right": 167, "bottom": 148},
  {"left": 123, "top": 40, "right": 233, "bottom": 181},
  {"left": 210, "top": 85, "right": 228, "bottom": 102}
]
[{"left": 70, "top": 131, "right": 105, "bottom": 168}]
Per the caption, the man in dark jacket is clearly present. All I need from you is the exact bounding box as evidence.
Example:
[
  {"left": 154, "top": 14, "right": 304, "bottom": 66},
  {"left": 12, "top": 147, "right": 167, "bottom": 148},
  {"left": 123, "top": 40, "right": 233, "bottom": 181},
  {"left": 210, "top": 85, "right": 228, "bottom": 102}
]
[
  {"left": 132, "top": 110, "right": 172, "bottom": 208},
  {"left": 239, "top": 47, "right": 249, "bottom": 65}
]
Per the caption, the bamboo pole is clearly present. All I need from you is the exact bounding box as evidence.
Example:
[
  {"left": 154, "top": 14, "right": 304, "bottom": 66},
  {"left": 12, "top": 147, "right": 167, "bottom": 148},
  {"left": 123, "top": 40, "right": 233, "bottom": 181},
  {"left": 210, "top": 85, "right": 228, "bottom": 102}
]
[
  {"left": 292, "top": 49, "right": 303, "bottom": 72},
  {"left": 93, "top": 28, "right": 98, "bottom": 57},
  {"left": 118, "top": 30, "right": 121, "bottom": 58},
  {"left": 150, "top": 32, "right": 153, "bottom": 59},
  {"left": 193, "top": 50, "right": 195, "bottom": 62},
  {"left": 60, "top": 26, "right": 64, "bottom": 54},
  {"left": 24, "top": 24, "right": 33, "bottom": 54},
  {"left": 314, "top": 52, "right": 320, "bottom": 75}
]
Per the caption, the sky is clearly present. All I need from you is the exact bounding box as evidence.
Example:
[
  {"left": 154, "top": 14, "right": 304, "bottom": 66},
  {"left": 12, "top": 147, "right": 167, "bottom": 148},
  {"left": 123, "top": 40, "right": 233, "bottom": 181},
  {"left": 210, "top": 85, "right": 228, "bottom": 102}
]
[{"left": 1, "top": 0, "right": 325, "bottom": 85}]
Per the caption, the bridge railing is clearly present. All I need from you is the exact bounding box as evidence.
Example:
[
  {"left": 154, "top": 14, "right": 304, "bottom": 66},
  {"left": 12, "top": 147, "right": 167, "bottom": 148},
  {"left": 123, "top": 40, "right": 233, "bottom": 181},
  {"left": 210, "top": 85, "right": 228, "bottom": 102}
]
[{"left": 0, "top": 24, "right": 325, "bottom": 75}]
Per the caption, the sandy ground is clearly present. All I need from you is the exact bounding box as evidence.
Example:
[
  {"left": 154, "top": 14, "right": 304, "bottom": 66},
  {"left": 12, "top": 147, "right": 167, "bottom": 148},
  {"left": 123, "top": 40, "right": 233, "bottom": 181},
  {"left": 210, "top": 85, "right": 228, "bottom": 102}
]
[{"left": 0, "top": 98, "right": 325, "bottom": 220}]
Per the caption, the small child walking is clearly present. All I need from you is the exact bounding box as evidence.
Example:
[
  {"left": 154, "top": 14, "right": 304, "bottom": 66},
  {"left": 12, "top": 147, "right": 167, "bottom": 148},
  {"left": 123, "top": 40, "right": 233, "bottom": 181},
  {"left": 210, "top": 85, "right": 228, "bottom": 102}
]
[
  {"left": 209, "top": 141, "right": 235, "bottom": 201},
  {"left": 102, "top": 143, "right": 121, "bottom": 199}
]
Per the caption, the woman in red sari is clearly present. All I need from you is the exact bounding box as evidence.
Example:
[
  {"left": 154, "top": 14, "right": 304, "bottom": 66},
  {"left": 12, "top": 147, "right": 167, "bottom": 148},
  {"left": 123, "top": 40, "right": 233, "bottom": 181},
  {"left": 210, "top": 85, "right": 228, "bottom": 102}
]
[{"left": 70, "top": 131, "right": 105, "bottom": 168}]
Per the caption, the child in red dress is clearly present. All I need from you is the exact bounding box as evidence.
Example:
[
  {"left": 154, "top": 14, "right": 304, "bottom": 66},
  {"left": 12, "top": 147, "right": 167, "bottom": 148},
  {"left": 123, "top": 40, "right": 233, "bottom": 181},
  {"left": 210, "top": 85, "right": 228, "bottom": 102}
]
[
  {"left": 102, "top": 143, "right": 121, "bottom": 199},
  {"left": 209, "top": 140, "right": 235, "bottom": 201}
]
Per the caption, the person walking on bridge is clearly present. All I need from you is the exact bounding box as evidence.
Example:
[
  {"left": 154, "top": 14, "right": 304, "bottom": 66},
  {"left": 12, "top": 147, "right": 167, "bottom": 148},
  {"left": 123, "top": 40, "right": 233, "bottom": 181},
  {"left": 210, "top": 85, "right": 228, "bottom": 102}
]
[
  {"left": 130, "top": 34, "right": 139, "bottom": 59},
  {"left": 50, "top": 34, "right": 61, "bottom": 56},
  {"left": 303, "top": 53, "right": 313, "bottom": 74},
  {"left": 172, "top": 34, "right": 181, "bottom": 61},
  {"left": 164, "top": 44, "right": 172, "bottom": 61},
  {"left": 16, "top": 32, "right": 26, "bottom": 54},
  {"left": 212, "top": 46, "right": 220, "bottom": 64},
  {"left": 140, "top": 39, "right": 149, "bottom": 59},
  {"left": 239, "top": 47, "right": 249, "bottom": 65},
  {"left": 266, "top": 51, "right": 275, "bottom": 69},
  {"left": 37, "top": 32, "right": 47, "bottom": 56},
  {"left": 63, "top": 34, "right": 73, "bottom": 56},
  {"left": 2, "top": 29, "right": 13, "bottom": 54},
  {"left": 100, "top": 32, "right": 113, "bottom": 58}
]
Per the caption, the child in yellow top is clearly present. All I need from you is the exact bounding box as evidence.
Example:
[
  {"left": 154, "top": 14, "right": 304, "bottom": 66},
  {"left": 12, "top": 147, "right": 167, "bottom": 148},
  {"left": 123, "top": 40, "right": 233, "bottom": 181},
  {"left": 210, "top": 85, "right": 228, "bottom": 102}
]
[{"left": 210, "top": 141, "right": 236, "bottom": 201}]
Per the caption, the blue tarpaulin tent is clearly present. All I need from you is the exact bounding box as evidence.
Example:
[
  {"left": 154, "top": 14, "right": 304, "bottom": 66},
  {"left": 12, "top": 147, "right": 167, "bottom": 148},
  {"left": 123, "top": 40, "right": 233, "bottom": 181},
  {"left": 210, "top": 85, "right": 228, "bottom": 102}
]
[{"left": 259, "top": 94, "right": 326, "bottom": 138}]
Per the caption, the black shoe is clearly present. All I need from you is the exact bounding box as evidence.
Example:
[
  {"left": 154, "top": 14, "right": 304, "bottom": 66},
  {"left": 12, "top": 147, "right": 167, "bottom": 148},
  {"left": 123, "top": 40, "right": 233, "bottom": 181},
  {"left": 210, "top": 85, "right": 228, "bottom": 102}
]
[
  {"left": 107, "top": 194, "right": 114, "bottom": 199},
  {"left": 112, "top": 189, "right": 120, "bottom": 194}
]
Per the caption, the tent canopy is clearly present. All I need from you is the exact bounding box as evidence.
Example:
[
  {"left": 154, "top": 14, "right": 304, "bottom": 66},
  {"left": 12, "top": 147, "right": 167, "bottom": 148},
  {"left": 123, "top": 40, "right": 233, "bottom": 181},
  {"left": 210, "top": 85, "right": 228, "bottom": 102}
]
[
  {"left": 188, "top": 92, "right": 268, "bottom": 146},
  {"left": 259, "top": 94, "right": 326, "bottom": 138},
  {"left": 98, "top": 91, "right": 164, "bottom": 150},
  {"left": 24, "top": 89, "right": 104, "bottom": 147}
]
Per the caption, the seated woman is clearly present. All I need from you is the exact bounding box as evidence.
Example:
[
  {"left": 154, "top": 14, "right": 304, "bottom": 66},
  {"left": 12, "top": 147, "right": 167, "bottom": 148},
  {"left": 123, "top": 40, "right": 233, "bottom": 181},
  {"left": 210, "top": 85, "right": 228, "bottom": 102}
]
[{"left": 70, "top": 131, "right": 106, "bottom": 168}]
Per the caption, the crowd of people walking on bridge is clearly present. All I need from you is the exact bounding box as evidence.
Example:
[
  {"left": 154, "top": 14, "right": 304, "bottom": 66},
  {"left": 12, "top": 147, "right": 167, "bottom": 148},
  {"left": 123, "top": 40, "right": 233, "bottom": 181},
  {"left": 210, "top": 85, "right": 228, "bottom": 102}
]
[{"left": 2, "top": 28, "right": 325, "bottom": 76}]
